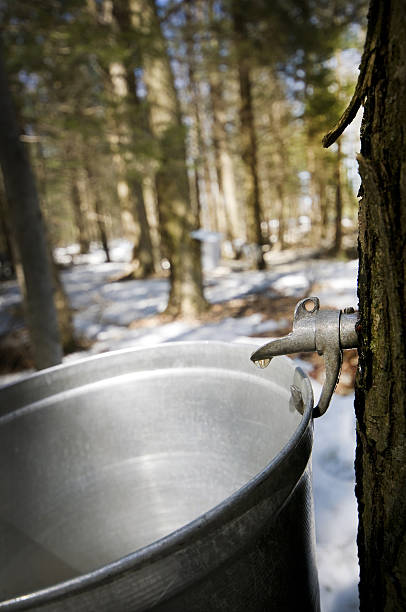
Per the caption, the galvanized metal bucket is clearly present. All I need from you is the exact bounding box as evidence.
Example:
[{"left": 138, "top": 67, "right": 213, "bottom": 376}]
[{"left": 0, "top": 341, "right": 320, "bottom": 611}]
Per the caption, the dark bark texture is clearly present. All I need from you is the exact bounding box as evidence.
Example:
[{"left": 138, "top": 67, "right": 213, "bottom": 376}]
[{"left": 355, "top": 1, "right": 406, "bottom": 610}]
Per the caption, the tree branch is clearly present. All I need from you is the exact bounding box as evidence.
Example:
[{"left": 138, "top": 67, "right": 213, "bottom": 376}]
[
  {"left": 322, "top": 46, "right": 376, "bottom": 148},
  {"left": 322, "top": 1, "right": 383, "bottom": 148}
]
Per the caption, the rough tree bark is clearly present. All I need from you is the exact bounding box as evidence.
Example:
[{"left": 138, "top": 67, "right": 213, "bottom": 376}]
[
  {"left": 324, "top": 1, "right": 406, "bottom": 609},
  {"left": 355, "top": 2, "right": 406, "bottom": 608},
  {"left": 0, "top": 42, "right": 62, "bottom": 368}
]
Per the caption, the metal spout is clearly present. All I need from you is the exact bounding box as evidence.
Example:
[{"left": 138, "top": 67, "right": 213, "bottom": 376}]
[
  {"left": 251, "top": 297, "right": 359, "bottom": 417},
  {"left": 251, "top": 297, "right": 320, "bottom": 365},
  {"left": 250, "top": 330, "right": 315, "bottom": 364}
]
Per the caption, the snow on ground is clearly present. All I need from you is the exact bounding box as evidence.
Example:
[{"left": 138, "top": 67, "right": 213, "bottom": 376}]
[
  {"left": 312, "top": 383, "right": 359, "bottom": 612},
  {"left": 0, "top": 241, "right": 359, "bottom": 610},
  {"left": 53, "top": 240, "right": 357, "bottom": 358}
]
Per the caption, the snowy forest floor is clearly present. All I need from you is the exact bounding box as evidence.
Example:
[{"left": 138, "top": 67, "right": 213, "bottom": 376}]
[{"left": 0, "top": 241, "right": 359, "bottom": 611}]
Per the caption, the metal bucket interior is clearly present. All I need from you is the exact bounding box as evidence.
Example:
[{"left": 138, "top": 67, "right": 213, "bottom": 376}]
[{"left": 0, "top": 341, "right": 316, "bottom": 610}]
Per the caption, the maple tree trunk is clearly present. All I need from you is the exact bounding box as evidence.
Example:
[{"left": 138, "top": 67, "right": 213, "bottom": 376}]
[{"left": 354, "top": 1, "right": 406, "bottom": 609}]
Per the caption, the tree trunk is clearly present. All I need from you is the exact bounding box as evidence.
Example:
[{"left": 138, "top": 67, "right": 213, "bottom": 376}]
[
  {"left": 323, "top": 2, "right": 406, "bottom": 608},
  {"left": 318, "top": 177, "right": 328, "bottom": 241},
  {"left": 96, "top": 205, "right": 111, "bottom": 263},
  {"left": 85, "top": 162, "right": 111, "bottom": 262},
  {"left": 0, "top": 184, "right": 15, "bottom": 277},
  {"left": 184, "top": 0, "right": 228, "bottom": 239},
  {"left": 208, "top": 66, "right": 241, "bottom": 241},
  {"left": 354, "top": 1, "right": 406, "bottom": 609},
  {"left": 0, "top": 42, "right": 62, "bottom": 369},
  {"left": 130, "top": 0, "right": 207, "bottom": 316},
  {"left": 49, "top": 252, "right": 77, "bottom": 353},
  {"left": 108, "top": 58, "right": 155, "bottom": 278},
  {"left": 306, "top": 146, "right": 320, "bottom": 236},
  {"left": 33, "top": 139, "right": 77, "bottom": 353},
  {"left": 130, "top": 176, "right": 155, "bottom": 275},
  {"left": 141, "top": 172, "right": 162, "bottom": 272},
  {"left": 232, "top": 2, "right": 265, "bottom": 269},
  {"left": 276, "top": 182, "right": 286, "bottom": 250},
  {"left": 99, "top": 0, "right": 155, "bottom": 278},
  {"left": 70, "top": 171, "right": 90, "bottom": 254},
  {"left": 207, "top": 0, "right": 242, "bottom": 241},
  {"left": 112, "top": 0, "right": 162, "bottom": 277},
  {"left": 184, "top": 0, "right": 204, "bottom": 228}
]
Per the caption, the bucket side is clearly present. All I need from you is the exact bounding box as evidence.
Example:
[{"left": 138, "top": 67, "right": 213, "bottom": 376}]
[
  {"left": 152, "top": 464, "right": 320, "bottom": 612},
  {"left": 0, "top": 417, "right": 315, "bottom": 611},
  {"left": 0, "top": 343, "right": 316, "bottom": 611}
]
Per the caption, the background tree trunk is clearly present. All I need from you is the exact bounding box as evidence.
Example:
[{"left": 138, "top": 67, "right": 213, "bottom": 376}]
[
  {"left": 108, "top": 58, "right": 155, "bottom": 278},
  {"left": 111, "top": 0, "right": 158, "bottom": 277},
  {"left": 131, "top": 0, "right": 207, "bottom": 316},
  {"left": 85, "top": 162, "right": 111, "bottom": 262},
  {"left": 232, "top": 2, "right": 265, "bottom": 269},
  {"left": 354, "top": 1, "right": 406, "bottom": 609},
  {"left": 318, "top": 178, "right": 328, "bottom": 241},
  {"left": 0, "top": 42, "right": 62, "bottom": 369},
  {"left": 208, "top": 61, "right": 240, "bottom": 240},
  {"left": 49, "top": 252, "right": 77, "bottom": 353},
  {"left": 70, "top": 170, "right": 90, "bottom": 254},
  {"left": 184, "top": 0, "right": 205, "bottom": 230},
  {"left": 276, "top": 182, "right": 286, "bottom": 250},
  {"left": 0, "top": 185, "right": 15, "bottom": 277},
  {"left": 207, "top": 0, "right": 241, "bottom": 241}
]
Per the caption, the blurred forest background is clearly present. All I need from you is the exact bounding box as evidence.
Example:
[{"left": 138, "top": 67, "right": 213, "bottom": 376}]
[{"left": 0, "top": 0, "right": 367, "bottom": 368}]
